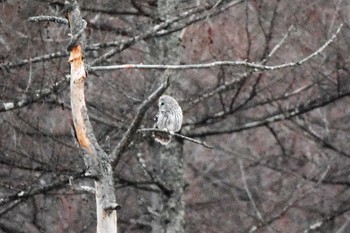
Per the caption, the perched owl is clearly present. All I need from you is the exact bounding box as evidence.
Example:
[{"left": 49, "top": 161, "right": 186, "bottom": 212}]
[{"left": 153, "top": 95, "right": 183, "bottom": 145}]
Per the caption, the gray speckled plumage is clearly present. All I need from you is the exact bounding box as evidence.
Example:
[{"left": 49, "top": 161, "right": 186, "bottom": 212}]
[{"left": 153, "top": 95, "right": 183, "bottom": 145}]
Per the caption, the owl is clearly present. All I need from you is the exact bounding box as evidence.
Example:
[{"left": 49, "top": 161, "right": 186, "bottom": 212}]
[{"left": 153, "top": 95, "right": 183, "bottom": 145}]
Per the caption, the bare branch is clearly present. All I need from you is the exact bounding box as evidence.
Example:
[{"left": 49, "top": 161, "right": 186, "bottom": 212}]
[
  {"left": 185, "top": 24, "right": 300, "bottom": 111},
  {"left": 89, "top": 6, "right": 208, "bottom": 65},
  {"left": 251, "top": 166, "right": 331, "bottom": 232},
  {"left": 154, "top": 0, "right": 244, "bottom": 37},
  {"left": 28, "top": 16, "right": 68, "bottom": 25},
  {"left": 3, "top": 1, "right": 244, "bottom": 70},
  {"left": 184, "top": 82, "right": 314, "bottom": 129},
  {"left": 189, "top": 89, "right": 350, "bottom": 138},
  {"left": 138, "top": 128, "right": 214, "bottom": 149},
  {"left": 0, "top": 171, "right": 86, "bottom": 209},
  {"left": 90, "top": 23, "right": 343, "bottom": 72},
  {"left": 263, "top": 24, "right": 295, "bottom": 62},
  {"left": 0, "top": 51, "right": 68, "bottom": 69},
  {"left": 292, "top": 117, "right": 350, "bottom": 158},
  {"left": 239, "top": 160, "right": 276, "bottom": 232},
  {"left": 111, "top": 73, "right": 170, "bottom": 166},
  {"left": 89, "top": 0, "right": 244, "bottom": 65},
  {"left": 0, "top": 76, "right": 69, "bottom": 112}
]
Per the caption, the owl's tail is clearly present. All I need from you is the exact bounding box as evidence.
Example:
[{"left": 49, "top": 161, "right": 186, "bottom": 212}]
[{"left": 153, "top": 131, "right": 172, "bottom": 145}]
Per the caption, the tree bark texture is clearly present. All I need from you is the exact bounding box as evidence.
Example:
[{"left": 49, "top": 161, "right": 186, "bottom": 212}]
[
  {"left": 151, "top": 1, "right": 185, "bottom": 233},
  {"left": 159, "top": 141, "right": 185, "bottom": 233}
]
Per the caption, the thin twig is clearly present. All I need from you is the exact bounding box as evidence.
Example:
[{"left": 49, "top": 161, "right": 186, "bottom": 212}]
[
  {"left": 138, "top": 128, "right": 214, "bottom": 149},
  {"left": 239, "top": 160, "right": 270, "bottom": 230},
  {"left": 263, "top": 24, "right": 295, "bottom": 62}
]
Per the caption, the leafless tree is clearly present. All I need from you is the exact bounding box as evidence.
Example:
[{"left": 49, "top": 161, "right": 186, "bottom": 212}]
[{"left": 1, "top": 0, "right": 350, "bottom": 232}]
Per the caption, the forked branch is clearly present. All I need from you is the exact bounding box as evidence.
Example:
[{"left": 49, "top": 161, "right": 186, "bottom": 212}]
[{"left": 111, "top": 72, "right": 171, "bottom": 166}]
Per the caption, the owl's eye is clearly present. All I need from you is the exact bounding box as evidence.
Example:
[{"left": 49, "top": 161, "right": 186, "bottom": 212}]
[{"left": 160, "top": 102, "right": 165, "bottom": 106}]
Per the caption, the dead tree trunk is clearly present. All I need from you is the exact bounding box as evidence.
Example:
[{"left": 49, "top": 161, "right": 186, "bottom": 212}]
[{"left": 66, "top": 1, "right": 118, "bottom": 232}]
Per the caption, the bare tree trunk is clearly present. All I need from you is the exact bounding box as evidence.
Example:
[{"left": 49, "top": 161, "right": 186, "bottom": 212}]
[
  {"left": 159, "top": 142, "right": 185, "bottom": 233},
  {"left": 151, "top": 1, "right": 185, "bottom": 233},
  {"left": 151, "top": 140, "right": 185, "bottom": 233},
  {"left": 66, "top": 1, "right": 118, "bottom": 232}
]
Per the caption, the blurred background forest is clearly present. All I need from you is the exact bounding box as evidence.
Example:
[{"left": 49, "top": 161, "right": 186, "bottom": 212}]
[{"left": 1, "top": 0, "right": 350, "bottom": 232}]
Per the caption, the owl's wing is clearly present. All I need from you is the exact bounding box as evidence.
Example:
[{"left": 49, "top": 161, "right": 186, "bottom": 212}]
[{"left": 153, "top": 111, "right": 172, "bottom": 145}]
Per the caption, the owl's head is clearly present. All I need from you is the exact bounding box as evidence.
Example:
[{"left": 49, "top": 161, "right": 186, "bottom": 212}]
[{"left": 158, "top": 95, "right": 180, "bottom": 111}]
